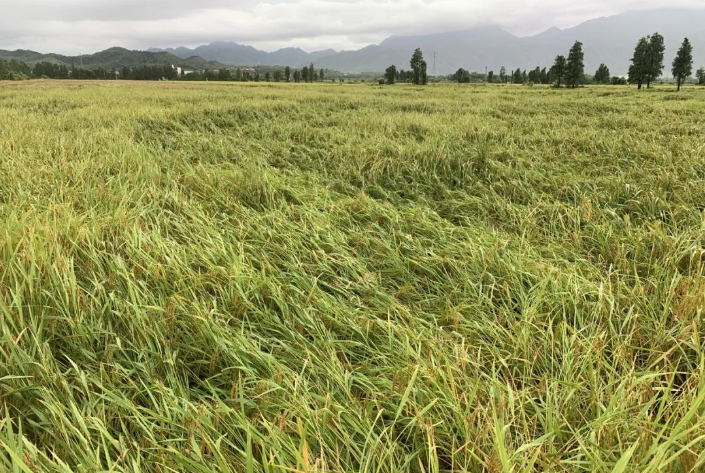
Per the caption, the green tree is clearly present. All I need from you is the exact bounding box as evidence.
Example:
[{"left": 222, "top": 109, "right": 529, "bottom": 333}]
[
  {"left": 550, "top": 55, "right": 567, "bottom": 87},
  {"left": 499, "top": 66, "right": 506, "bottom": 83},
  {"left": 410, "top": 48, "right": 426, "bottom": 85},
  {"left": 672, "top": 37, "right": 693, "bottom": 91},
  {"left": 645, "top": 33, "right": 665, "bottom": 88},
  {"left": 697, "top": 67, "right": 705, "bottom": 85},
  {"left": 302, "top": 66, "right": 309, "bottom": 83},
  {"left": 594, "top": 64, "right": 610, "bottom": 84},
  {"left": 628, "top": 36, "right": 649, "bottom": 89},
  {"left": 565, "top": 41, "right": 585, "bottom": 88},
  {"left": 455, "top": 68, "right": 471, "bottom": 83},
  {"left": 309, "top": 63, "right": 315, "bottom": 82},
  {"left": 528, "top": 66, "right": 541, "bottom": 83},
  {"left": 487, "top": 70, "right": 494, "bottom": 83},
  {"left": 512, "top": 68, "right": 522, "bottom": 84},
  {"left": 284, "top": 66, "right": 291, "bottom": 82},
  {"left": 385, "top": 65, "right": 397, "bottom": 85},
  {"left": 540, "top": 67, "right": 548, "bottom": 84}
]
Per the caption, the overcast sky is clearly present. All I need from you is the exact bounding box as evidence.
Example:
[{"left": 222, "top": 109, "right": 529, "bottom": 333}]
[{"left": 0, "top": 0, "right": 703, "bottom": 54}]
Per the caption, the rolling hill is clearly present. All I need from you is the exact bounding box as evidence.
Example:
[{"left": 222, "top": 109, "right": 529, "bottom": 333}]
[{"left": 0, "top": 47, "right": 223, "bottom": 70}]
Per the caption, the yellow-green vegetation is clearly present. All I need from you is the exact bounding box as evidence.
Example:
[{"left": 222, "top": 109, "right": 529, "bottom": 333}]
[{"left": 0, "top": 80, "right": 704, "bottom": 472}]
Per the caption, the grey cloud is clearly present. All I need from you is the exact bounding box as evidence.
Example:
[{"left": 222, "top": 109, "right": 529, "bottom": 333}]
[{"left": 0, "top": 0, "right": 703, "bottom": 54}]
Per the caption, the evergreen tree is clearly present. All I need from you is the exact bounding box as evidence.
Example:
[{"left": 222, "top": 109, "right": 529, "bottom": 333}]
[
  {"left": 309, "top": 63, "right": 315, "bottom": 83},
  {"left": 672, "top": 37, "right": 693, "bottom": 91},
  {"left": 487, "top": 70, "right": 494, "bottom": 83},
  {"left": 302, "top": 66, "right": 309, "bottom": 83},
  {"left": 319, "top": 69, "right": 324, "bottom": 81},
  {"left": 628, "top": 36, "right": 649, "bottom": 89},
  {"left": 513, "top": 68, "right": 522, "bottom": 84},
  {"left": 594, "top": 64, "right": 610, "bottom": 84},
  {"left": 385, "top": 65, "right": 397, "bottom": 85},
  {"left": 550, "top": 55, "right": 567, "bottom": 87},
  {"left": 645, "top": 33, "right": 665, "bottom": 88},
  {"left": 421, "top": 61, "right": 428, "bottom": 85},
  {"left": 284, "top": 66, "right": 291, "bottom": 82},
  {"left": 697, "top": 67, "right": 705, "bottom": 85},
  {"left": 499, "top": 66, "right": 506, "bottom": 83},
  {"left": 565, "top": 41, "right": 585, "bottom": 88},
  {"left": 410, "top": 48, "right": 426, "bottom": 85}
]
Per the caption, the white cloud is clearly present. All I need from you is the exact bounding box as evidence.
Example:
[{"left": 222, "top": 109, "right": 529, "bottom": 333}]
[{"left": 0, "top": 0, "right": 702, "bottom": 54}]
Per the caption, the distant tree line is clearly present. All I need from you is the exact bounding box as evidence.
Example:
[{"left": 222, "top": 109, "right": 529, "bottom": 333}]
[
  {"left": 382, "top": 34, "right": 697, "bottom": 90},
  {"left": 0, "top": 59, "right": 336, "bottom": 83},
  {"left": 177, "top": 64, "right": 327, "bottom": 83},
  {"left": 0, "top": 33, "right": 701, "bottom": 89}
]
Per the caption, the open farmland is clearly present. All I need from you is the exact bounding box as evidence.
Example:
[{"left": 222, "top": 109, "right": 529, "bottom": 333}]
[{"left": 0, "top": 80, "right": 704, "bottom": 472}]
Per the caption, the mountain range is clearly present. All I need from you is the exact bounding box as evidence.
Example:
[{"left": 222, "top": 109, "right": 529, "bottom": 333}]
[
  {"left": 0, "top": 47, "right": 224, "bottom": 70},
  {"left": 1, "top": 9, "right": 704, "bottom": 76},
  {"left": 151, "top": 9, "right": 705, "bottom": 76}
]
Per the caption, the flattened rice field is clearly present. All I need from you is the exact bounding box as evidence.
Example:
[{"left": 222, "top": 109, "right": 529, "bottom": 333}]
[{"left": 0, "top": 80, "right": 704, "bottom": 472}]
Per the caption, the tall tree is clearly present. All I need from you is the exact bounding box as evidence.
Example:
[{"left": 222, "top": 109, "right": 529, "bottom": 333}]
[
  {"left": 499, "top": 66, "right": 506, "bottom": 83},
  {"left": 309, "top": 63, "right": 315, "bottom": 83},
  {"left": 645, "top": 33, "right": 665, "bottom": 88},
  {"left": 629, "top": 36, "right": 649, "bottom": 89},
  {"left": 319, "top": 69, "right": 325, "bottom": 81},
  {"left": 487, "top": 70, "right": 495, "bottom": 83},
  {"left": 385, "top": 65, "right": 397, "bottom": 85},
  {"left": 550, "top": 55, "right": 567, "bottom": 87},
  {"left": 672, "top": 37, "right": 693, "bottom": 91},
  {"left": 594, "top": 64, "right": 610, "bottom": 84},
  {"left": 284, "top": 66, "right": 291, "bottom": 82},
  {"left": 513, "top": 68, "right": 522, "bottom": 84},
  {"left": 565, "top": 41, "right": 585, "bottom": 88},
  {"left": 410, "top": 48, "right": 426, "bottom": 85}
]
